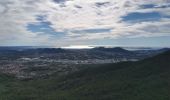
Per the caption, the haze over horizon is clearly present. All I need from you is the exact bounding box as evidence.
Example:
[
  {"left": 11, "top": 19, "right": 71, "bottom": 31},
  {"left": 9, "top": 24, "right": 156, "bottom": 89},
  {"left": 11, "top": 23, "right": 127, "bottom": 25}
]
[{"left": 0, "top": 0, "right": 170, "bottom": 47}]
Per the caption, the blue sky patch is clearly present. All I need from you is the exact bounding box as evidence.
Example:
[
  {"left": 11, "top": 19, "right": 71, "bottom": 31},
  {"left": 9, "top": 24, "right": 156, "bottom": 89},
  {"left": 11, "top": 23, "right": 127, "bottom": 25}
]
[
  {"left": 53, "top": 0, "right": 66, "bottom": 3},
  {"left": 72, "top": 28, "right": 112, "bottom": 34},
  {"left": 140, "top": 4, "right": 156, "bottom": 9},
  {"left": 122, "top": 12, "right": 162, "bottom": 23},
  {"left": 27, "top": 16, "right": 65, "bottom": 37},
  {"left": 140, "top": 4, "right": 170, "bottom": 9}
]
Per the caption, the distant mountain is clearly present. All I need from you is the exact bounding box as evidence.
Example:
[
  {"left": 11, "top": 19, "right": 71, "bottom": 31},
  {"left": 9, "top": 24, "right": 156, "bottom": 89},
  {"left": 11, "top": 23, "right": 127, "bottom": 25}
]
[
  {"left": 158, "top": 48, "right": 170, "bottom": 52},
  {"left": 22, "top": 48, "right": 66, "bottom": 54},
  {"left": 0, "top": 46, "right": 38, "bottom": 51},
  {"left": 123, "top": 47, "right": 163, "bottom": 51},
  {"left": 91, "top": 47, "right": 131, "bottom": 53}
]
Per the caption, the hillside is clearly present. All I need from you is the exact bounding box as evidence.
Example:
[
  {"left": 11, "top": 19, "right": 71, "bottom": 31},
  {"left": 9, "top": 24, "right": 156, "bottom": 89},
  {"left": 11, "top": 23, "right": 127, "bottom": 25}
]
[{"left": 0, "top": 51, "right": 170, "bottom": 100}]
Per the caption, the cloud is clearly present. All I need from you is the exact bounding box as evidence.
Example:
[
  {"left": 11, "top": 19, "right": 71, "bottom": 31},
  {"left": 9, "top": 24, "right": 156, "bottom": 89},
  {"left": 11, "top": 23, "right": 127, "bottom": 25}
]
[{"left": 0, "top": 0, "right": 170, "bottom": 46}]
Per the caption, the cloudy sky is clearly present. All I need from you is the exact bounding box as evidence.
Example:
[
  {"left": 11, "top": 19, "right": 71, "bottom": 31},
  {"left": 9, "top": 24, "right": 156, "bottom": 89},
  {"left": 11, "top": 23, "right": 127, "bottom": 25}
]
[{"left": 0, "top": 0, "right": 170, "bottom": 47}]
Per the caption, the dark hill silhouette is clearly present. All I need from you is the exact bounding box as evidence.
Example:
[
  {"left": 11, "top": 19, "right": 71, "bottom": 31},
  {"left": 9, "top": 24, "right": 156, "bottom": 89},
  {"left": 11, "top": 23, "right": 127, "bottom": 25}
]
[
  {"left": 92, "top": 47, "right": 131, "bottom": 53},
  {"left": 22, "top": 48, "right": 66, "bottom": 54}
]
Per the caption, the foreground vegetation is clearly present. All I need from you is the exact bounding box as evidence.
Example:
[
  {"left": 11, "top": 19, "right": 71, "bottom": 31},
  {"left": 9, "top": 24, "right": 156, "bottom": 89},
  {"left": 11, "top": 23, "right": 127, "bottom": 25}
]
[{"left": 0, "top": 51, "right": 170, "bottom": 100}]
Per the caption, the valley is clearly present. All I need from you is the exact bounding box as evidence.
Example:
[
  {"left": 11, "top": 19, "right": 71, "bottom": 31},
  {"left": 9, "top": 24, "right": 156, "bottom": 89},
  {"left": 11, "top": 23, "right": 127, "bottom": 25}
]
[
  {"left": 0, "top": 49, "right": 169, "bottom": 100},
  {"left": 0, "top": 47, "right": 168, "bottom": 79}
]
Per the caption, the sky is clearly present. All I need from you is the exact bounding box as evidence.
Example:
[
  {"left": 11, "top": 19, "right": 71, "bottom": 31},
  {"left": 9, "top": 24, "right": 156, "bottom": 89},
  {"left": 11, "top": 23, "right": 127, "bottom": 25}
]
[{"left": 0, "top": 0, "right": 170, "bottom": 47}]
